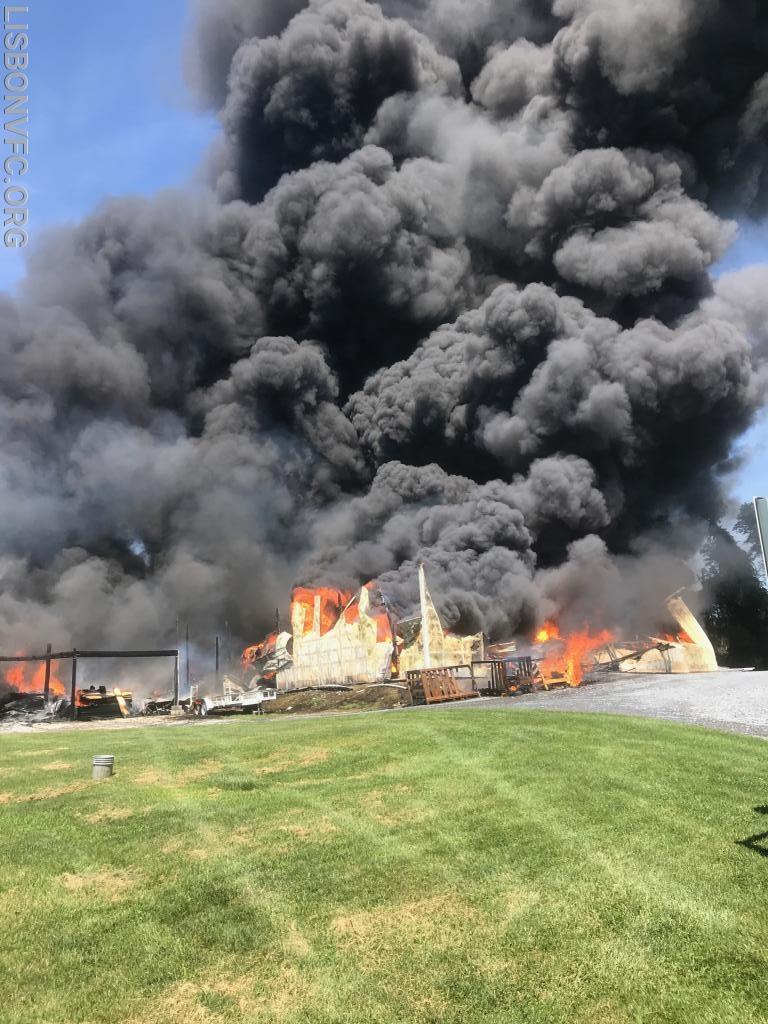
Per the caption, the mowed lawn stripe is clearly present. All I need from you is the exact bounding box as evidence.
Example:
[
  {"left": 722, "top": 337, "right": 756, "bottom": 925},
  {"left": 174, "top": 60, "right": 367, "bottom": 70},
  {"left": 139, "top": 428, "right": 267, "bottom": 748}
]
[{"left": 0, "top": 710, "right": 766, "bottom": 1023}]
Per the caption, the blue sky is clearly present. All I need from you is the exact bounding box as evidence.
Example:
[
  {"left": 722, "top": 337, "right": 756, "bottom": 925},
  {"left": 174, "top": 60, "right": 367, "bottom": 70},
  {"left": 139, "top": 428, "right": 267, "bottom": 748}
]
[
  {"left": 708, "top": 219, "right": 768, "bottom": 509},
  {"left": 0, "top": 0, "right": 217, "bottom": 291},
  {"left": 6, "top": 0, "right": 768, "bottom": 508}
]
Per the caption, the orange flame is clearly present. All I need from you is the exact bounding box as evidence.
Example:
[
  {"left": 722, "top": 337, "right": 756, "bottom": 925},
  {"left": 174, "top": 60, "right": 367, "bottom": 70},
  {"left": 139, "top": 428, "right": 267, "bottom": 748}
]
[
  {"left": 534, "top": 621, "right": 561, "bottom": 644},
  {"left": 539, "top": 628, "right": 613, "bottom": 687},
  {"left": 343, "top": 583, "right": 392, "bottom": 642},
  {"left": 291, "top": 586, "right": 352, "bottom": 636},
  {"left": 659, "top": 630, "right": 694, "bottom": 645},
  {"left": 4, "top": 655, "right": 66, "bottom": 697},
  {"left": 242, "top": 633, "right": 278, "bottom": 667}
]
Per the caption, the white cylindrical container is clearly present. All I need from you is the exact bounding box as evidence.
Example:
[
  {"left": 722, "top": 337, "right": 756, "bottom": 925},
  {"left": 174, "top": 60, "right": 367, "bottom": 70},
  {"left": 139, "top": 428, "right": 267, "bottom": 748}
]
[{"left": 92, "top": 754, "right": 115, "bottom": 780}]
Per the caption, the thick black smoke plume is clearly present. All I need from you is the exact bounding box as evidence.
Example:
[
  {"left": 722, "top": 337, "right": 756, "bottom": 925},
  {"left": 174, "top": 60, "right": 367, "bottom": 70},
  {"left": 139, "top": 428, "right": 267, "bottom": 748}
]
[{"left": 2, "top": 0, "right": 768, "bottom": 667}]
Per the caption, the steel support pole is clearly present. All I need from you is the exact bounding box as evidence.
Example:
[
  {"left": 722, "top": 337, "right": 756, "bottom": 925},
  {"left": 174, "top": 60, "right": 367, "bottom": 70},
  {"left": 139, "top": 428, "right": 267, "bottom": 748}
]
[
  {"left": 185, "top": 623, "right": 190, "bottom": 697},
  {"left": 43, "top": 643, "right": 52, "bottom": 703},
  {"left": 173, "top": 652, "right": 180, "bottom": 706},
  {"left": 70, "top": 649, "right": 78, "bottom": 720}
]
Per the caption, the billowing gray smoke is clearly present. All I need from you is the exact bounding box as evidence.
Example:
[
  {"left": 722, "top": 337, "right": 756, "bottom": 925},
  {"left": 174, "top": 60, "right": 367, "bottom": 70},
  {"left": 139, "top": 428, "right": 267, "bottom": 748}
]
[{"left": 2, "top": 0, "right": 768, "bottom": 665}]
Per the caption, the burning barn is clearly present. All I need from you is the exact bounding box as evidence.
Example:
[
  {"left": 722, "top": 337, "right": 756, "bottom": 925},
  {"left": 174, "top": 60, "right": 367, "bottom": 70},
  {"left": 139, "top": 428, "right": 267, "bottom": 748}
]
[
  {"left": 240, "top": 556, "right": 719, "bottom": 695},
  {"left": 248, "top": 566, "right": 483, "bottom": 690},
  {"left": 1, "top": 1, "right": 767, "bottom": 693}
]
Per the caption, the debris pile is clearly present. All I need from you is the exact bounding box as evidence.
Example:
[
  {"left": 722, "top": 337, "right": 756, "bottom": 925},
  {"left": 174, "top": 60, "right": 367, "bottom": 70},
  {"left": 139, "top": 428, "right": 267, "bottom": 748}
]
[
  {"left": 493, "top": 594, "right": 717, "bottom": 691},
  {"left": 75, "top": 687, "right": 133, "bottom": 720},
  {"left": 0, "top": 685, "right": 135, "bottom": 725},
  {"left": 141, "top": 696, "right": 192, "bottom": 716},
  {"left": 0, "top": 690, "right": 68, "bottom": 724},
  {"left": 1, "top": 658, "right": 68, "bottom": 723},
  {"left": 0, "top": 647, "right": 177, "bottom": 725},
  {"left": 402, "top": 592, "right": 719, "bottom": 704}
]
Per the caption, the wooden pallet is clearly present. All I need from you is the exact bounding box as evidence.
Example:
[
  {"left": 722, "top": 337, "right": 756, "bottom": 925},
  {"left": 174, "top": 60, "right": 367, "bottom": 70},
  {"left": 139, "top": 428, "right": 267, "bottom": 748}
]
[{"left": 407, "top": 669, "right": 476, "bottom": 706}]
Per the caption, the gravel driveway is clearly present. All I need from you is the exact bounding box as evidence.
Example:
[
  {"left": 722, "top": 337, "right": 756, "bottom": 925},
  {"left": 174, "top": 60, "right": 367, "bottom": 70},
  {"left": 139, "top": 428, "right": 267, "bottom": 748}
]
[
  {"left": 4, "top": 671, "right": 767, "bottom": 739},
  {"left": 412, "top": 670, "right": 768, "bottom": 738}
]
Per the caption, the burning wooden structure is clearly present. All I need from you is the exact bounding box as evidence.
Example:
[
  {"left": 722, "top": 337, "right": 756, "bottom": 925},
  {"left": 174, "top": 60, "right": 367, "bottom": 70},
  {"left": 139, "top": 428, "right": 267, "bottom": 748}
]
[
  {"left": 243, "top": 568, "right": 718, "bottom": 695},
  {"left": 592, "top": 595, "right": 717, "bottom": 675},
  {"left": 0, "top": 647, "right": 180, "bottom": 722},
  {"left": 521, "top": 594, "right": 718, "bottom": 688},
  {"left": 398, "top": 567, "right": 484, "bottom": 675},
  {"left": 75, "top": 686, "right": 133, "bottom": 720},
  {"left": 258, "top": 566, "right": 484, "bottom": 690}
]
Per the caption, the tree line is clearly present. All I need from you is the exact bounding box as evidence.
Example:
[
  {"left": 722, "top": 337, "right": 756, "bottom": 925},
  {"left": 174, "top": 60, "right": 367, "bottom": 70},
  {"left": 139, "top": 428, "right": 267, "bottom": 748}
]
[{"left": 701, "top": 502, "right": 768, "bottom": 670}]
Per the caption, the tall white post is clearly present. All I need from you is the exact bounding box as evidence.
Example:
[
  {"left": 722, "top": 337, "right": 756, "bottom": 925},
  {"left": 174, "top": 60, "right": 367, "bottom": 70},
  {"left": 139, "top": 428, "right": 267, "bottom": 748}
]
[
  {"left": 418, "top": 563, "right": 431, "bottom": 668},
  {"left": 753, "top": 497, "right": 768, "bottom": 584}
]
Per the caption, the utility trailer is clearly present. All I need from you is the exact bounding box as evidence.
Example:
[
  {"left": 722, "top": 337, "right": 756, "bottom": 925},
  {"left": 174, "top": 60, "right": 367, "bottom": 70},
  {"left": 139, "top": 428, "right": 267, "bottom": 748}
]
[{"left": 192, "top": 675, "right": 277, "bottom": 717}]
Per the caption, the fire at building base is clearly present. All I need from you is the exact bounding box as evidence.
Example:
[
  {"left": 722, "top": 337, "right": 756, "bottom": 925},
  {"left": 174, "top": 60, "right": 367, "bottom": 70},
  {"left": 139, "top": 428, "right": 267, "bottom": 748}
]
[
  {"left": 0, "top": 569, "right": 720, "bottom": 724},
  {"left": 242, "top": 566, "right": 484, "bottom": 692},
  {"left": 241, "top": 567, "right": 718, "bottom": 701},
  {"left": 0, "top": 685, "right": 134, "bottom": 726}
]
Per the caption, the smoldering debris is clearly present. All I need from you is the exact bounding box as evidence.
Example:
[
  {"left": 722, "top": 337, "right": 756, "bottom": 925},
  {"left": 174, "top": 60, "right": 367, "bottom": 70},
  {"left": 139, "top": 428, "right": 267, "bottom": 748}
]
[
  {"left": 0, "top": 690, "right": 68, "bottom": 725},
  {"left": 0, "top": 0, "right": 767, "bottom": 657},
  {"left": 0, "top": 684, "right": 133, "bottom": 725}
]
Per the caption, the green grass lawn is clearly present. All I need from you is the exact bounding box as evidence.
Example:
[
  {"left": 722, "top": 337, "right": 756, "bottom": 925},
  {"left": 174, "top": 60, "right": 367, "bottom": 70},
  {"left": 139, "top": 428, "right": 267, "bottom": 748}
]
[{"left": 1, "top": 710, "right": 767, "bottom": 1024}]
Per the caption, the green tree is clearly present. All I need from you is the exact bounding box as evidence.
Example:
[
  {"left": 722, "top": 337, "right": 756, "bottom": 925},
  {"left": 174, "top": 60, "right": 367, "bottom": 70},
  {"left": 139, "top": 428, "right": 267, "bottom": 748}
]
[
  {"left": 701, "top": 523, "right": 768, "bottom": 668},
  {"left": 733, "top": 500, "right": 765, "bottom": 579}
]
